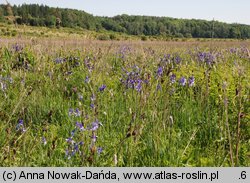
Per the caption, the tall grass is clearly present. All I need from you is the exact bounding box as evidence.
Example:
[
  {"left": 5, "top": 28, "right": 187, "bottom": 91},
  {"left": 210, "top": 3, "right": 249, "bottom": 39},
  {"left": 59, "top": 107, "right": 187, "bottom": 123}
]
[{"left": 0, "top": 38, "right": 249, "bottom": 167}]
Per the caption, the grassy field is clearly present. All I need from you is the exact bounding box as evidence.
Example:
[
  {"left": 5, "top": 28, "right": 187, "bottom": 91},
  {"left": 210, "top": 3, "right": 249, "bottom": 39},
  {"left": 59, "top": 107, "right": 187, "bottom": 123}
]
[{"left": 0, "top": 34, "right": 249, "bottom": 167}]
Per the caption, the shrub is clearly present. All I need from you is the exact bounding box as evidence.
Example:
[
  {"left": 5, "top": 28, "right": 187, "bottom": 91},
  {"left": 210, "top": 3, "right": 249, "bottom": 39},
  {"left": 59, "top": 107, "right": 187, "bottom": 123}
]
[{"left": 97, "top": 34, "right": 110, "bottom": 40}]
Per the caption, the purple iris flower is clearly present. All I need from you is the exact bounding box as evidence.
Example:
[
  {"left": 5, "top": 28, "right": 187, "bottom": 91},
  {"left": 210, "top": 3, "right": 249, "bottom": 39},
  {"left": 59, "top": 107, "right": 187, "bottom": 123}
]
[
  {"left": 71, "top": 129, "right": 77, "bottom": 137},
  {"left": 175, "top": 56, "right": 181, "bottom": 64},
  {"left": 89, "top": 122, "right": 99, "bottom": 131},
  {"left": 54, "top": 57, "right": 64, "bottom": 64},
  {"left": 91, "top": 134, "right": 98, "bottom": 143},
  {"left": 68, "top": 108, "right": 81, "bottom": 117},
  {"left": 88, "top": 120, "right": 102, "bottom": 131},
  {"left": 99, "top": 85, "right": 106, "bottom": 92},
  {"left": 157, "top": 66, "right": 163, "bottom": 77},
  {"left": 13, "top": 44, "right": 23, "bottom": 52},
  {"left": 76, "top": 122, "right": 84, "bottom": 131},
  {"left": 188, "top": 76, "right": 195, "bottom": 87},
  {"left": 66, "top": 137, "right": 74, "bottom": 144},
  {"left": 135, "top": 80, "right": 142, "bottom": 92},
  {"left": 78, "top": 93, "right": 83, "bottom": 101},
  {"left": 97, "top": 147, "right": 103, "bottom": 155},
  {"left": 156, "top": 84, "right": 161, "bottom": 91},
  {"left": 16, "top": 119, "right": 26, "bottom": 132},
  {"left": 68, "top": 108, "right": 74, "bottom": 116},
  {"left": 85, "top": 76, "right": 90, "bottom": 83},
  {"left": 170, "top": 74, "right": 176, "bottom": 84},
  {"left": 42, "top": 137, "right": 47, "bottom": 145},
  {"left": 75, "top": 108, "right": 81, "bottom": 117},
  {"left": 179, "top": 77, "right": 187, "bottom": 86}
]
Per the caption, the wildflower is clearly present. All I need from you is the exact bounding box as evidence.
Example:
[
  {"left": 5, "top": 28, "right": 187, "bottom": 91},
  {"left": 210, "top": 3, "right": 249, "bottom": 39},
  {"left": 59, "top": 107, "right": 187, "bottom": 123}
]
[
  {"left": 54, "top": 57, "right": 64, "bottom": 64},
  {"left": 197, "top": 52, "right": 215, "bottom": 65},
  {"left": 118, "top": 45, "right": 131, "bottom": 60},
  {"left": 170, "top": 74, "right": 176, "bottom": 84},
  {"left": 74, "top": 143, "right": 79, "bottom": 151},
  {"left": 157, "top": 66, "right": 163, "bottom": 77},
  {"left": 135, "top": 79, "right": 142, "bottom": 92},
  {"left": 160, "top": 54, "right": 167, "bottom": 62},
  {"left": 16, "top": 119, "right": 26, "bottom": 133},
  {"left": 71, "top": 129, "right": 76, "bottom": 137},
  {"left": 91, "top": 134, "right": 98, "bottom": 143},
  {"left": 121, "top": 66, "right": 145, "bottom": 92},
  {"left": 65, "top": 135, "right": 84, "bottom": 159},
  {"left": 99, "top": 85, "right": 106, "bottom": 92},
  {"left": 88, "top": 120, "right": 102, "bottom": 131},
  {"left": 66, "top": 137, "right": 74, "bottom": 144},
  {"left": 68, "top": 108, "right": 74, "bottom": 116},
  {"left": 75, "top": 108, "right": 81, "bottom": 117},
  {"left": 198, "top": 52, "right": 206, "bottom": 62},
  {"left": 65, "top": 150, "right": 71, "bottom": 159},
  {"left": 68, "top": 108, "right": 81, "bottom": 117},
  {"left": 175, "top": 56, "right": 181, "bottom": 64},
  {"left": 13, "top": 44, "right": 23, "bottom": 52},
  {"left": 230, "top": 48, "right": 237, "bottom": 54},
  {"left": 75, "top": 122, "right": 84, "bottom": 131},
  {"left": 66, "top": 71, "right": 73, "bottom": 75},
  {"left": 97, "top": 147, "right": 103, "bottom": 155},
  {"left": 0, "top": 76, "right": 12, "bottom": 91},
  {"left": 90, "top": 103, "right": 94, "bottom": 109},
  {"left": 179, "top": 77, "right": 187, "bottom": 86},
  {"left": 85, "top": 76, "right": 90, "bottom": 83},
  {"left": 65, "top": 149, "right": 74, "bottom": 159},
  {"left": 156, "top": 84, "right": 161, "bottom": 91},
  {"left": 188, "top": 76, "right": 195, "bottom": 87},
  {"left": 206, "top": 54, "right": 214, "bottom": 65},
  {"left": 78, "top": 93, "right": 83, "bottom": 101},
  {"left": 89, "top": 122, "right": 99, "bottom": 131},
  {"left": 75, "top": 62, "right": 80, "bottom": 67},
  {"left": 42, "top": 137, "right": 47, "bottom": 145},
  {"left": 84, "top": 57, "right": 94, "bottom": 72}
]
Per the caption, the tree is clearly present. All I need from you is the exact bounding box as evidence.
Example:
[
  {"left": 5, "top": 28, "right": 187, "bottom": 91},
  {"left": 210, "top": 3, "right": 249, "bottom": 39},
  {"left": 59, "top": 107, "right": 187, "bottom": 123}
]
[
  {"left": 0, "top": 6, "right": 4, "bottom": 22},
  {"left": 1, "top": 3, "right": 250, "bottom": 39},
  {"left": 5, "top": 0, "right": 13, "bottom": 16},
  {"left": 44, "top": 15, "right": 56, "bottom": 27},
  {"left": 56, "top": 17, "right": 61, "bottom": 28}
]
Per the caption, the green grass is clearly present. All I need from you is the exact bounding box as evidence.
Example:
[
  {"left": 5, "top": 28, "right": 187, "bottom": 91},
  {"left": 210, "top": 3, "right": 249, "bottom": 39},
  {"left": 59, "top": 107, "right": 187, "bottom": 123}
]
[{"left": 0, "top": 38, "right": 249, "bottom": 167}]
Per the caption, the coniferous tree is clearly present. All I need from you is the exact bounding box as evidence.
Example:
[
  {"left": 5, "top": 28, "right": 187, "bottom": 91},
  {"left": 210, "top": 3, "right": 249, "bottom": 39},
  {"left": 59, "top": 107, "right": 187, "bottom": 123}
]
[{"left": 0, "top": 3, "right": 250, "bottom": 39}]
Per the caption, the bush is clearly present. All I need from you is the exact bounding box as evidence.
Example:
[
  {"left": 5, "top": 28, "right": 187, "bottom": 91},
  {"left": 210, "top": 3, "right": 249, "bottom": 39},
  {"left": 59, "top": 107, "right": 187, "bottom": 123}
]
[
  {"left": 4, "top": 31, "right": 11, "bottom": 36},
  {"left": 11, "top": 30, "right": 17, "bottom": 37},
  {"left": 141, "top": 35, "right": 147, "bottom": 41},
  {"left": 109, "top": 34, "right": 117, "bottom": 40},
  {"left": 97, "top": 34, "right": 110, "bottom": 41}
]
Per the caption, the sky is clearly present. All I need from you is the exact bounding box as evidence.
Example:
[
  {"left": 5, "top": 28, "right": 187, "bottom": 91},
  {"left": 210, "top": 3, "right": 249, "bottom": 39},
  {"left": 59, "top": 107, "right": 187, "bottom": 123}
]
[{"left": 3, "top": 0, "right": 250, "bottom": 25}]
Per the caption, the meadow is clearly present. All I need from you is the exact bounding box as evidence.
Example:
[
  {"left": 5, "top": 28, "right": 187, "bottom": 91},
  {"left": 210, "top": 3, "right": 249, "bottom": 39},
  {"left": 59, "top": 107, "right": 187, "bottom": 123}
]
[{"left": 0, "top": 36, "right": 249, "bottom": 167}]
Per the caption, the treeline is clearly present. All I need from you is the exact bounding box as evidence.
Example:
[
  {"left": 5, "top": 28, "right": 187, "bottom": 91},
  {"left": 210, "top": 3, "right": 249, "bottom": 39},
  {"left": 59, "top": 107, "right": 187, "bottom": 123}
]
[{"left": 1, "top": 3, "right": 250, "bottom": 39}]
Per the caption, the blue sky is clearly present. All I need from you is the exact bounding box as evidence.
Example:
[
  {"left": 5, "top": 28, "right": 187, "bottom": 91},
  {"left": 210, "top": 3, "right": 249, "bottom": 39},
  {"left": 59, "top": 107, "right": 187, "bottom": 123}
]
[{"left": 4, "top": 0, "right": 250, "bottom": 25}]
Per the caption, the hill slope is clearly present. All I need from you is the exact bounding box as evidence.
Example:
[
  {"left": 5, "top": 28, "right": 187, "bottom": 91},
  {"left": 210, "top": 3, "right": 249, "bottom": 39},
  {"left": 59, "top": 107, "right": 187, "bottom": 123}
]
[{"left": 0, "top": 3, "right": 250, "bottom": 39}]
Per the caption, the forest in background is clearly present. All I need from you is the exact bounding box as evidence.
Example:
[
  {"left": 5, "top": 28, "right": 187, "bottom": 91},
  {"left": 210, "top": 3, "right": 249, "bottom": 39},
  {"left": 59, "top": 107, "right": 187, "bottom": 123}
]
[{"left": 1, "top": 3, "right": 250, "bottom": 39}]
